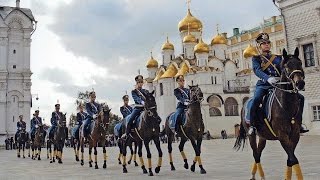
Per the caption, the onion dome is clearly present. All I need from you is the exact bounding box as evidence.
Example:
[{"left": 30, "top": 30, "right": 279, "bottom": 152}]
[
  {"left": 211, "top": 34, "right": 227, "bottom": 45},
  {"left": 178, "top": 9, "right": 202, "bottom": 32},
  {"left": 175, "top": 60, "right": 191, "bottom": 77},
  {"left": 194, "top": 38, "right": 209, "bottom": 54},
  {"left": 160, "top": 62, "right": 179, "bottom": 79},
  {"left": 161, "top": 37, "right": 174, "bottom": 51},
  {"left": 146, "top": 54, "right": 159, "bottom": 68},
  {"left": 243, "top": 44, "right": 259, "bottom": 59},
  {"left": 153, "top": 67, "right": 165, "bottom": 82},
  {"left": 183, "top": 33, "right": 197, "bottom": 43}
]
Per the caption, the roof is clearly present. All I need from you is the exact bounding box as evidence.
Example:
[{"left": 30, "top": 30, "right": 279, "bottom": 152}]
[{"left": 0, "top": 6, "right": 35, "bottom": 21}]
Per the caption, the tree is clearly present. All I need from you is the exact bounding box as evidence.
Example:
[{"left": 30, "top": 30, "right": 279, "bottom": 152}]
[
  {"left": 75, "top": 91, "right": 91, "bottom": 108},
  {"left": 69, "top": 113, "right": 77, "bottom": 127},
  {"left": 108, "top": 114, "right": 122, "bottom": 134}
]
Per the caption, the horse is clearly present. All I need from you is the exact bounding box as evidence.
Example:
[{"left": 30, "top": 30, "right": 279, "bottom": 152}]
[
  {"left": 233, "top": 48, "right": 306, "bottom": 180},
  {"left": 115, "top": 121, "right": 139, "bottom": 166},
  {"left": 31, "top": 124, "right": 45, "bottom": 160},
  {"left": 79, "top": 103, "right": 111, "bottom": 169},
  {"left": 121, "top": 90, "right": 162, "bottom": 176},
  {"left": 162, "top": 85, "right": 206, "bottom": 174},
  {"left": 16, "top": 128, "right": 29, "bottom": 158},
  {"left": 47, "top": 113, "right": 67, "bottom": 164}
]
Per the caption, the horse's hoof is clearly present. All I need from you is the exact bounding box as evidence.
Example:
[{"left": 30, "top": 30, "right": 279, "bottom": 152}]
[
  {"left": 184, "top": 162, "right": 189, "bottom": 169},
  {"left": 200, "top": 168, "right": 206, "bottom": 174},
  {"left": 134, "top": 161, "right": 139, "bottom": 167},
  {"left": 76, "top": 157, "right": 79, "bottom": 161},
  {"left": 148, "top": 171, "right": 154, "bottom": 176},
  {"left": 50, "top": 161, "right": 53, "bottom": 163},
  {"left": 142, "top": 166, "right": 148, "bottom": 174},
  {"left": 17, "top": 155, "right": 20, "bottom": 158},
  {"left": 23, "top": 156, "right": 25, "bottom": 159},
  {"left": 171, "top": 165, "right": 176, "bottom": 171},
  {"left": 103, "top": 163, "right": 106, "bottom": 169},
  {"left": 58, "top": 160, "right": 63, "bottom": 164},
  {"left": 190, "top": 164, "right": 195, "bottom": 172},
  {"left": 28, "top": 155, "right": 30, "bottom": 157},
  {"left": 128, "top": 160, "right": 131, "bottom": 164},
  {"left": 95, "top": 165, "right": 99, "bottom": 169},
  {"left": 38, "top": 157, "right": 41, "bottom": 161},
  {"left": 53, "top": 159, "right": 55, "bottom": 162},
  {"left": 123, "top": 167, "right": 128, "bottom": 173},
  {"left": 89, "top": 162, "right": 92, "bottom": 167},
  {"left": 155, "top": 166, "right": 161, "bottom": 174},
  {"left": 80, "top": 161, "right": 84, "bottom": 166}
]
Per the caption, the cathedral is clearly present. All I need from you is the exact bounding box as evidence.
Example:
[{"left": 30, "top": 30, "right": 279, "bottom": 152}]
[
  {"left": 0, "top": 0, "right": 36, "bottom": 142},
  {"left": 143, "top": 7, "right": 287, "bottom": 137}
]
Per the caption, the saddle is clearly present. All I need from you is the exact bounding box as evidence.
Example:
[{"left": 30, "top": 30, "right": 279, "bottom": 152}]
[
  {"left": 168, "top": 110, "right": 188, "bottom": 133},
  {"left": 245, "top": 90, "right": 275, "bottom": 125}
]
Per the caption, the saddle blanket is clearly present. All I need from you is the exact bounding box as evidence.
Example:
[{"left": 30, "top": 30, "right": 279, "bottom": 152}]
[
  {"left": 168, "top": 111, "right": 187, "bottom": 131},
  {"left": 114, "top": 123, "right": 122, "bottom": 137},
  {"left": 244, "top": 90, "right": 276, "bottom": 124}
]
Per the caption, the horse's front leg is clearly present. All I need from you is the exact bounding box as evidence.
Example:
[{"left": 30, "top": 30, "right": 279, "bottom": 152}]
[
  {"left": 144, "top": 139, "right": 153, "bottom": 176},
  {"left": 102, "top": 140, "right": 107, "bottom": 169},
  {"left": 190, "top": 137, "right": 206, "bottom": 174},
  {"left": 17, "top": 143, "right": 21, "bottom": 158},
  {"left": 248, "top": 135, "right": 266, "bottom": 180},
  {"left": 154, "top": 137, "right": 163, "bottom": 174},
  {"left": 133, "top": 141, "right": 138, "bottom": 166},
  {"left": 94, "top": 145, "right": 98, "bottom": 169},
  {"left": 88, "top": 144, "right": 93, "bottom": 167},
  {"left": 167, "top": 131, "right": 175, "bottom": 171},
  {"left": 38, "top": 145, "right": 41, "bottom": 161},
  {"left": 138, "top": 141, "right": 147, "bottom": 174},
  {"left": 80, "top": 138, "right": 84, "bottom": 166},
  {"left": 122, "top": 138, "right": 128, "bottom": 173},
  {"left": 128, "top": 142, "right": 134, "bottom": 165},
  {"left": 280, "top": 138, "right": 303, "bottom": 180},
  {"left": 178, "top": 137, "right": 188, "bottom": 169}
]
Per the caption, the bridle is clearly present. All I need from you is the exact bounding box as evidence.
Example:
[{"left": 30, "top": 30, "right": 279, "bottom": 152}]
[
  {"left": 189, "top": 87, "right": 204, "bottom": 104},
  {"left": 271, "top": 66, "right": 304, "bottom": 94}
]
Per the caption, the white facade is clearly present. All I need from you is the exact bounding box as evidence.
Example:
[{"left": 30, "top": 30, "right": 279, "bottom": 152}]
[
  {"left": 0, "top": 3, "right": 36, "bottom": 143},
  {"left": 278, "top": 0, "right": 320, "bottom": 134},
  {"left": 144, "top": 9, "right": 287, "bottom": 137}
]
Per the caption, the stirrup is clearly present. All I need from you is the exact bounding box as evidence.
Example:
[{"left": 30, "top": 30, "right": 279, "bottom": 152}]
[{"left": 248, "top": 126, "right": 256, "bottom": 135}]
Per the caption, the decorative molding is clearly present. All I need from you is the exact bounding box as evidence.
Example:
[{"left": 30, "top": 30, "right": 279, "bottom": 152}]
[{"left": 0, "top": 37, "right": 8, "bottom": 46}]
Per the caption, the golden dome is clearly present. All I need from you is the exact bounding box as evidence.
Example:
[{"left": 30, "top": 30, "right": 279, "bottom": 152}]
[
  {"left": 178, "top": 9, "right": 203, "bottom": 32},
  {"left": 243, "top": 44, "right": 259, "bottom": 59},
  {"left": 161, "top": 37, "right": 174, "bottom": 51},
  {"left": 211, "top": 34, "right": 227, "bottom": 45},
  {"left": 146, "top": 55, "right": 158, "bottom": 68},
  {"left": 194, "top": 38, "right": 209, "bottom": 54},
  {"left": 160, "top": 62, "right": 179, "bottom": 79},
  {"left": 183, "top": 33, "right": 197, "bottom": 43},
  {"left": 175, "top": 60, "right": 191, "bottom": 77},
  {"left": 153, "top": 67, "right": 165, "bottom": 82}
]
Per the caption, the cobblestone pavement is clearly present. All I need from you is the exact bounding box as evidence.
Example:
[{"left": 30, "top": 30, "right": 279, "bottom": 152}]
[{"left": 0, "top": 136, "right": 319, "bottom": 180}]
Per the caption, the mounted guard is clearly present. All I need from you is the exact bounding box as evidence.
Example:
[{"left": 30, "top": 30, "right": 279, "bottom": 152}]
[
  {"left": 83, "top": 91, "right": 101, "bottom": 135},
  {"left": 15, "top": 115, "right": 26, "bottom": 141},
  {"left": 248, "top": 32, "right": 308, "bottom": 135},
  {"left": 31, "top": 110, "right": 43, "bottom": 140},
  {"left": 48, "top": 103, "right": 63, "bottom": 138}
]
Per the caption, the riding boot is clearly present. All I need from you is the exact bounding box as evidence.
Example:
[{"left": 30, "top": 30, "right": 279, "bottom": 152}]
[
  {"left": 248, "top": 117, "right": 256, "bottom": 135},
  {"left": 300, "top": 125, "right": 309, "bottom": 133}
]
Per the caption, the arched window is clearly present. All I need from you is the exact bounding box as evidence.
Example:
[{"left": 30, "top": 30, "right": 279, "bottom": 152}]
[
  {"left": 225, "top": 97, "right": 239, "bottom": 116},
  {"left": 208, "top": 95, "right": 222, "bottom": 116},
  {"left": 209, "top": 107, "right": 222, "bottom": 116}
]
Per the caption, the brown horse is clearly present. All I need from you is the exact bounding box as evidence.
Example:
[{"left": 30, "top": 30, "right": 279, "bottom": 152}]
[
  {"left": 80, "top": 103, "right": 111, "bottom": 169},
  {"left": 163, "top": 85, "right": 206, "bottom": 174},
  {"left": 31, "top": 124, "right": 45, "bottom": 160},
  {"left": 16, "top": 128, "right": 29, "bottom": 159},
  {"left": 234, "top": 48, "right": 305, "bottom": 180},
  {"left": 48, "top": 113, "right": 67, "bottom": 164},
  {"left": 121, "top": 90, "right": 162, "bottom": 176}
]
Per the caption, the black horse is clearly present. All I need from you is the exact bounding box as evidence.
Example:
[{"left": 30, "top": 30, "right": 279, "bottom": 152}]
[
  {"left": 16, "top": 128, "right": 29, "bottom": 158},
  {"left": 115, "top": 121, "right": 139, "bottom": 167},
  {"left": 234, "top": 48, "right": 305, "bottom": 180},
  {"left": 121, "top": 90, "right": 162, "bottom": 176},
  {"left": 31, "top": 124, "right": 45, "bottom": 160},
  {"left": 163, "top": 85, "right": 206, "bottom": 174}
]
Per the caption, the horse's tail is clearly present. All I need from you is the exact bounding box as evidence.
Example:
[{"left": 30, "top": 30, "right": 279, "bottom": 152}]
[{"left": 233, "top": 118, "right": 247, "bottom": 151}]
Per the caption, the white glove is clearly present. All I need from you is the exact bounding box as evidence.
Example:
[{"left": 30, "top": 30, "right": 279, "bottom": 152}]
[
  {"left": 184, "top": 102, "right": 189, "bottom": 106},
  {"left": 19, "top": 127, "right": 22, "bottom": 130},
  {"left": 267, "top": 77, "right": 278, "bottom": 85},
  {"left": 93, "top": 114, "right": 97, "bottom": 119},
  {"left": 141, "top": 101, "right": 145, "bottom": 105}
]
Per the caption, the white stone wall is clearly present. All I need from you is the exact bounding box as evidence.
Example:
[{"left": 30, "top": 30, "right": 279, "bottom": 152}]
[
  {"left": 0, "top": 8, "right": 35, "bottom": 143},
  {"left": 183, "top": 43, "right": 196, "bottom": 59},
  {"left": 279, "top": 0, "right": 320, "bottom": 134},
  {"left": 195, "top": 53, "right": 208, "bottom": 67},
  {"left": 161, "top": 49, "right": 174, "bottom": 67}
]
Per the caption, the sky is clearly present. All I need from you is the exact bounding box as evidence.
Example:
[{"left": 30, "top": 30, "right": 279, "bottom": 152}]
[{"left": 0, "top": 0, "right": 279, "bottom": 124}]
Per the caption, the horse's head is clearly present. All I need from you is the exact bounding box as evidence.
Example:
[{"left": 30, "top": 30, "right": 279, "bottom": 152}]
[
  {"left": 142, "top": 90, "right": 159, "bottom": 119},
  {"left": 188, "top": 85, "right": 204, "bottom": 104},
  {"left": 59, "top": 113, "right": 67, "bottom": 127},
  {"left": 100, "top": 103, "right": 112, "bottom": 124},
  {"left": 282, "top": 48, "right": 305, "bottom": 91}
]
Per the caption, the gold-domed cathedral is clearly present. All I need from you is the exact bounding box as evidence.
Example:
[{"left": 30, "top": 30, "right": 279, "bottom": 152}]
[{"left": 143, "top": 5, "right": 286, "bottom": 137}]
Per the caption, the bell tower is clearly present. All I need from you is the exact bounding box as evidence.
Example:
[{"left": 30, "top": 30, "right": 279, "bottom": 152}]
[{"left": 0, "top": 2, "right": 36, "bottom": 142}]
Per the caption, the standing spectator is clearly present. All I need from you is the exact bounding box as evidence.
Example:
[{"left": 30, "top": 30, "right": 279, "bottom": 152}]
[
  {"left": 10, "top": 137, "right": 14, "bottom": 150},
  {"left": 5, "top": 138, "right": 9, "bottom": 150}
]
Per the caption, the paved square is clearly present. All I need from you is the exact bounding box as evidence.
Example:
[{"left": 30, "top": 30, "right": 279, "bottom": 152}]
[{"left": 0, "top": 136, "right": 319, "bottom": 180}]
